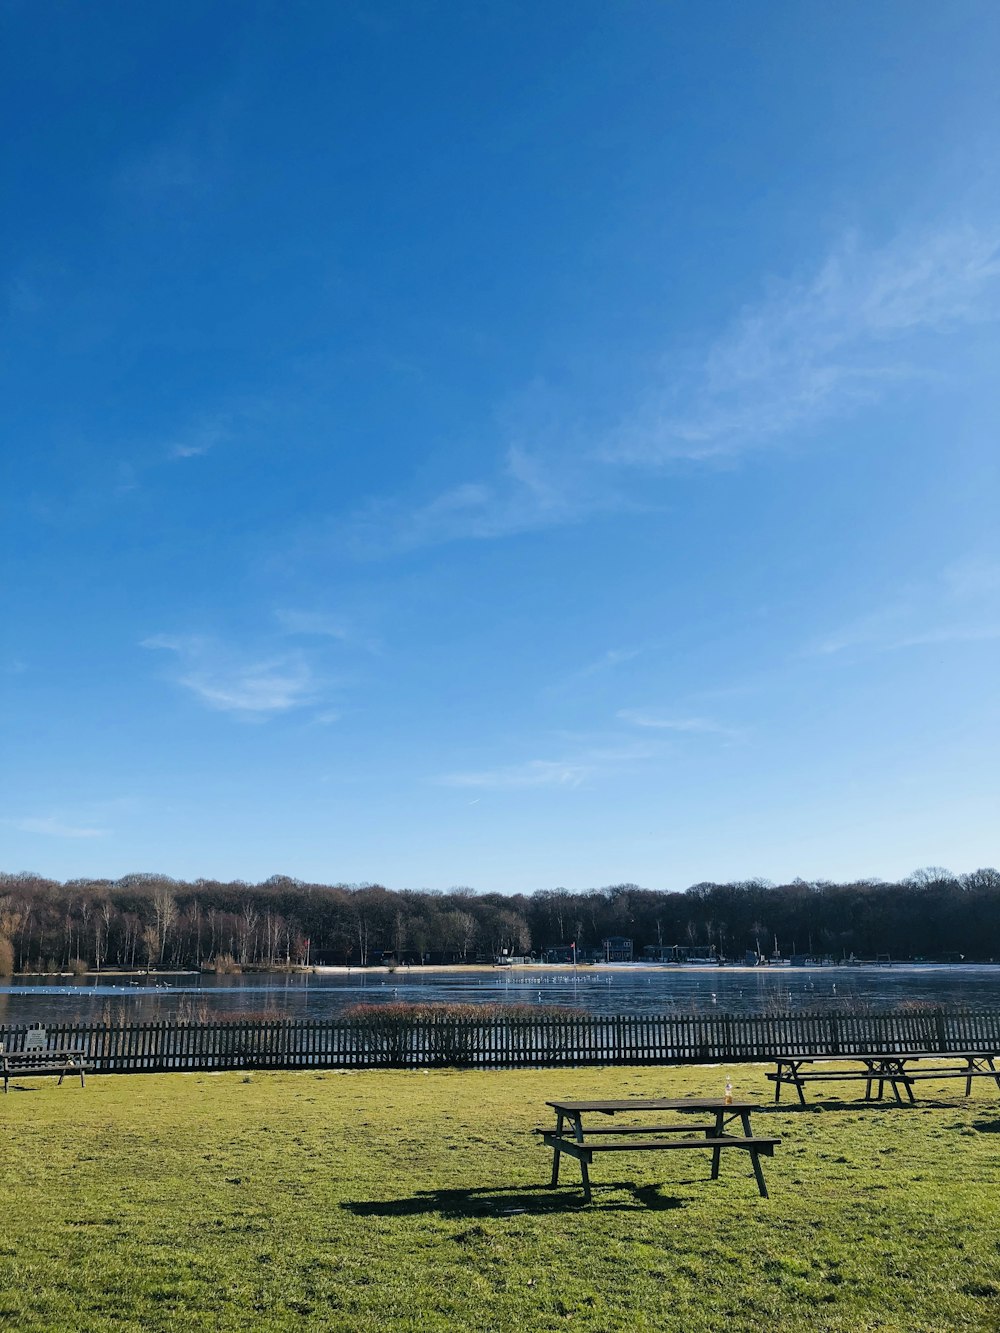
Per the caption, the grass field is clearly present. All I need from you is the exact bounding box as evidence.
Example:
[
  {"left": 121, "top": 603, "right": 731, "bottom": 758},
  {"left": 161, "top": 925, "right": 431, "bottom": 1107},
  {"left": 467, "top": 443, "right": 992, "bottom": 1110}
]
[{"left": 3, "top": 1062, "right": 1000, "bottom": 1331}]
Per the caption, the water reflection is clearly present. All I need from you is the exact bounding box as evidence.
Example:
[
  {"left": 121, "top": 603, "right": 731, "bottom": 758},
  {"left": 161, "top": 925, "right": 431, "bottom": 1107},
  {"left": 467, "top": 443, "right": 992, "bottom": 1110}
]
[{"left": 3, "top": 964, "right": 1000, "bottom": 1026}]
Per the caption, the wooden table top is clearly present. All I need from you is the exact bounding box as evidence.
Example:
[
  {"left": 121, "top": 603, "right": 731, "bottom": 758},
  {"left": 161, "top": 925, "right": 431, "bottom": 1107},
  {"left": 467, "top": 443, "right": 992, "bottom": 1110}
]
[{"left": 546, "top": 1098, "right": 758, "bottom": 1113}]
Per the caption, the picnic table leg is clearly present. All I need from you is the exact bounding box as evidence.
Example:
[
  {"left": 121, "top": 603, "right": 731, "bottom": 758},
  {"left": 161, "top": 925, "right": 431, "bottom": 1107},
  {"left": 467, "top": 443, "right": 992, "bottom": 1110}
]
[
  {"left": 709, "top": 1109, "right": 724, "bottom": 1180},
  {"left": 571, "top": 1114, "right": 592, "bottom": 1202},
  {"left": 549, "top": 1111, "right": 565, "bottom": 1186},
  {"left": 962, "top": 1058, "right": 992, "bottom": 1096},
  {"left": 863, "top": 1061, "right": 882, "bottom": 1101},
  {"left": 738, "top": 1112, "right": 769, "bottom": 1198},
  {"left": 578, "top": 1152, "right": 592, "bottom": 1203},
  {"left": 748, "top": 1149, "right": 769, "bottom": 1198},
  {"left": 895, "top": 1063, "right": 915, "bottom": 1104},
  {"left": 886, "top": 1062, "right": 911, "bottom": 1104},
  {"left": 773, "top": 1062, "right": 782, "bottom": 1103},
  {"left": 791, "top": 1062, "right": 807, "bottom": 1108},
  {"left": 878, "top": 1062, "right": 900, "bottom": 1104}
]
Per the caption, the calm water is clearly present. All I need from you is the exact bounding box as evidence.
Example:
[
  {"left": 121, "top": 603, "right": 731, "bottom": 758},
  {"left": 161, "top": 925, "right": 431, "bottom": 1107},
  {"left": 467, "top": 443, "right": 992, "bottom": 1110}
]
[{"left": 4, "top": 964, "right": 1000, "bottom": 1027}]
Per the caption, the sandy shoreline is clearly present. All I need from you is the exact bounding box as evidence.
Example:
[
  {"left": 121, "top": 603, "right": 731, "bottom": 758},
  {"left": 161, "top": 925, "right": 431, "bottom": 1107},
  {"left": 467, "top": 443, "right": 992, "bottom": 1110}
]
[{"left": 312, "top": 962, "right": 747, "bottom": 975}]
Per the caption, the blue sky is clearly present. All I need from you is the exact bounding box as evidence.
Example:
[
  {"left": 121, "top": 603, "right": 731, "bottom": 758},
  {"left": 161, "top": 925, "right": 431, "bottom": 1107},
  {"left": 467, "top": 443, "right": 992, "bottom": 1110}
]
[{"left": 2, "top": 1, "right": 999, "bottom": 891}]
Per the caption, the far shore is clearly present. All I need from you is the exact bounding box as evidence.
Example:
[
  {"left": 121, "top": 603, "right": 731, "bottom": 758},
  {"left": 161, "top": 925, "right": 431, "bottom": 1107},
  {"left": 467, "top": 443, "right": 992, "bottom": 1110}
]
[
  {"left": 6, "top": 957, "right": 992, "bottom": 983},
  {"left": 312, "top": 962, "right": 724, "bottom": 975}
]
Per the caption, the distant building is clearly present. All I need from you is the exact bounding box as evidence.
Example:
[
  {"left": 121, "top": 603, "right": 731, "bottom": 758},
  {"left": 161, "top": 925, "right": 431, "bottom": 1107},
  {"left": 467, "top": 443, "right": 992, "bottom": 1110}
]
[
  {"left": 642, "top": 944, "right": 716, "bottom": 963},
  {"left": 603, "top": 936, "right": 633, "bottom": 962},
  {"left": 642, "top": 945, "right": 680, "bottom": 962},
  {"left": 544, "top": 946, "right": 576, "bottom": 964}
]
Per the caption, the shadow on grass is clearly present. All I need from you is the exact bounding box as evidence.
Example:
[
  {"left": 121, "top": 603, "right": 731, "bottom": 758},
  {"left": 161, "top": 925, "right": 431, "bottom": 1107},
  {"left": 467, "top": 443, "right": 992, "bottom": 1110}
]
[
  {"left": 342, "top": 1182, "right": 686, "bottom": 1218},
  {"left": 758, "top": 1100, "right": 918, "bottom": 1115},
  {"left": 972, "top": 1119, "right": 1000, "bottom": 1134}
]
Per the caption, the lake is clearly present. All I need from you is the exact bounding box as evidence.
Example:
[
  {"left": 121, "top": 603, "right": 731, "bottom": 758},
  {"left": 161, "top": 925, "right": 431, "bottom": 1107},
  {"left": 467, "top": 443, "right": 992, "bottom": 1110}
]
[{"left": 4, "top": 963, "right": 1000, "bottom": 1027}]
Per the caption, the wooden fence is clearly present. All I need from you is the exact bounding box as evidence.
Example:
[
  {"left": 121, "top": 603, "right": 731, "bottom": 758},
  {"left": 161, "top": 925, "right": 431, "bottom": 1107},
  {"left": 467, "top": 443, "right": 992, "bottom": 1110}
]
[{"left": 3, "top": 1009, "right": 1000, "bottom": 1074}]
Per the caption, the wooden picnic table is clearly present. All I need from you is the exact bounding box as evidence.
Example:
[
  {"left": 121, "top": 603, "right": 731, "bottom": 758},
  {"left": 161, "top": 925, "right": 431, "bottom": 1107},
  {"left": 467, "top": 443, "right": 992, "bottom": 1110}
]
[
  {"left": 540, "top": 1097, "right": 780, "bottom": 1202},
  {"left": 768, "top": 1053, "right": 1000, "bottom": 1106},
  {"left": 1, "top": 1045, "right": 88, "bottom": 1094}
]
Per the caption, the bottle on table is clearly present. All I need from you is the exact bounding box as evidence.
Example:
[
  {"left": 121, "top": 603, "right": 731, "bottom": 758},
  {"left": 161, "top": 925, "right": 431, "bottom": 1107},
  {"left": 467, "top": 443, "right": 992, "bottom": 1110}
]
[{"left": 724, "top": 1077, "right": 733, "bottom": 1105}]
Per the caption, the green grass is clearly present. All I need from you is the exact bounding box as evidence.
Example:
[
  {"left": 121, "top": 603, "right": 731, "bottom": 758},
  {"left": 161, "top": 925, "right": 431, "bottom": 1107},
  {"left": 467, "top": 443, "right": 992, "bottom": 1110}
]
[{"left": 3, "top": 1063, "right": 1000, "bottom": 1331}]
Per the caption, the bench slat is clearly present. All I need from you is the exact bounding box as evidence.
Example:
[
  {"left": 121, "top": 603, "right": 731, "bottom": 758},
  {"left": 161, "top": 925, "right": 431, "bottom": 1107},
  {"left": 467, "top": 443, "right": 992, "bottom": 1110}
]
[
  {"left": 544, "top": 1135, "right": 779, "bottom": 1152},
  {"left": 767, "top": 1070, "right": 909, "bottom": 1081},
  {"left": 535, "top": 1123, "right": 717, "bottom": 1136}
]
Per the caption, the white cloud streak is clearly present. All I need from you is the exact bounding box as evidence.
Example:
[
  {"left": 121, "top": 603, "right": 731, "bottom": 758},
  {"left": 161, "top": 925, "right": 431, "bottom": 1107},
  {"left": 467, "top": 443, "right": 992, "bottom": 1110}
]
[
  {"left": 275, "top": 609, "right": 354, "bottom": 639},
  {"left": 142, "top": 634, "right": 319, "bottom": 717},
  {"left": 617, "top": 709, "right": 741, "bottom": 738},
  {"left": 342, "top": 445, "right": 635, "bottom": 556},
  {"left": 5, "top": 816, "right": 107, "bottom": 839},
  {"left": 437, "top": 759, "right": 596, "bottom": 790},
  {"left": 809, "top": 557, "right": 1000, "bottom": 657},
  {"left": 168, "top": 416, "right": 230, "bottom": 460},
  {"left": 435, "top": 741, "right": 658, "bottom": 791},
  {"left": 605, "top": 222, "right": 1000, "bottom": 464},
  {"left": 333, "top": 218, "right": 1000, "bottom": 556}
]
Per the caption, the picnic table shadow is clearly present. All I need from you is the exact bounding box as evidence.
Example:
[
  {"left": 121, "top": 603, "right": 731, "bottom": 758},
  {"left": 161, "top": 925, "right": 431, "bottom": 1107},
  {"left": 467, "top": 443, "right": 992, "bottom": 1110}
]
[
  {"left": 758, "top": 1101, "right": 923, "bottom": 1115},
  {"left": 342, "top": 1183, "right": 686, "bottom": 1219}
]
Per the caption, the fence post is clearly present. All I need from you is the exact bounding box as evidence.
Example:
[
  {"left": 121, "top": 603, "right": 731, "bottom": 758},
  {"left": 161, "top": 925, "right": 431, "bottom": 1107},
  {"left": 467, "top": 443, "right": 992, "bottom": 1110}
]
[{"left": 828, "top": 1014, "right": 840, "bottom": 1056}]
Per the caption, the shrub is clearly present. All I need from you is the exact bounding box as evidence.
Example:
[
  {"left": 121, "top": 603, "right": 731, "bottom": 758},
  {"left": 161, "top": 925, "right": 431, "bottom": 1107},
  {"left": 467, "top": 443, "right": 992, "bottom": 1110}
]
[{"left": 340, "top": 1001, "right": 582, "bottom": 1020}]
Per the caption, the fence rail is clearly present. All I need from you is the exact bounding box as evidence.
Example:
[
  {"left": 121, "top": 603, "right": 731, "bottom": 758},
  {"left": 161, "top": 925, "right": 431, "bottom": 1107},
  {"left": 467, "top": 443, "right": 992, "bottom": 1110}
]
[{"left": 4, "top": 1009, "right": 1000, "bottom": 1074}]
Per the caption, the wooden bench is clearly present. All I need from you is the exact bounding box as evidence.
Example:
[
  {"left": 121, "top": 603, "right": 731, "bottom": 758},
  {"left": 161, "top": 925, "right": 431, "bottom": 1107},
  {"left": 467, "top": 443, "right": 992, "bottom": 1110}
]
[
  {"left": 902, "top": 1055, "right": 1000, "bottom": 1095},
  {"left": 540, "top": 1098, "right": 780, "bottom": 1201},
  {"left": 768, "top": 1054, "right": 1000, "bottom": 1106},
  {"left": 1, "top": 1034, "right": 88, "bottom": 1094}
]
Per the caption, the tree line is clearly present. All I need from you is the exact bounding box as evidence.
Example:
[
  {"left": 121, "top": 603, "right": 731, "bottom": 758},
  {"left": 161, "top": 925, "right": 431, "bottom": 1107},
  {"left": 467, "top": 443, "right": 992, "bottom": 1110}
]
[{"left": 2, "top": 866, "right": 999, "bottom": 974}]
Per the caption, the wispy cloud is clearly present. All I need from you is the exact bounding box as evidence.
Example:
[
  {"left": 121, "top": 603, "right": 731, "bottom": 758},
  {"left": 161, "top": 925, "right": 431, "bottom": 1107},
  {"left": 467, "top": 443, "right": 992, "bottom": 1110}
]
[
  {"left": 167, "top": 416, "right": 230, "bottom": 460},
  {"left": 575, "top": 648, "right": 642, "bottom": 679},
  {"left": 604, "top": 222, "right": 1000, "bottom": 464},
  {"left": 435, "top": 741, "right": 657, "bottom": 790},
  {"left": 437, "top": 759, "right": 596, "bottom": 790},
  {"left": 331, "top": 217, "right": 1000, "bottom": 557},
  {"left": 544, "top": 648, "right": 644, "bottom": 701},
  {"left": 274, "top": 608, "right": 382, "bottom": 658},
  {"left": 142, "top": 634, "right": 319, "bottom": 717},
  {"left": 340, "top": 444, "right": 640, "bottom": 557},
  {"left": 274, "top": 609, "right": 355, "bottom": 641},
  {"left": 617, "top": 709, "right": 742, "bottom": 739},
  {"left": 809, "top": 557, "right": 1000, "bottom": 657},
  {"left": 5, "top": 816, "right": 107, "bottom": 839}
]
